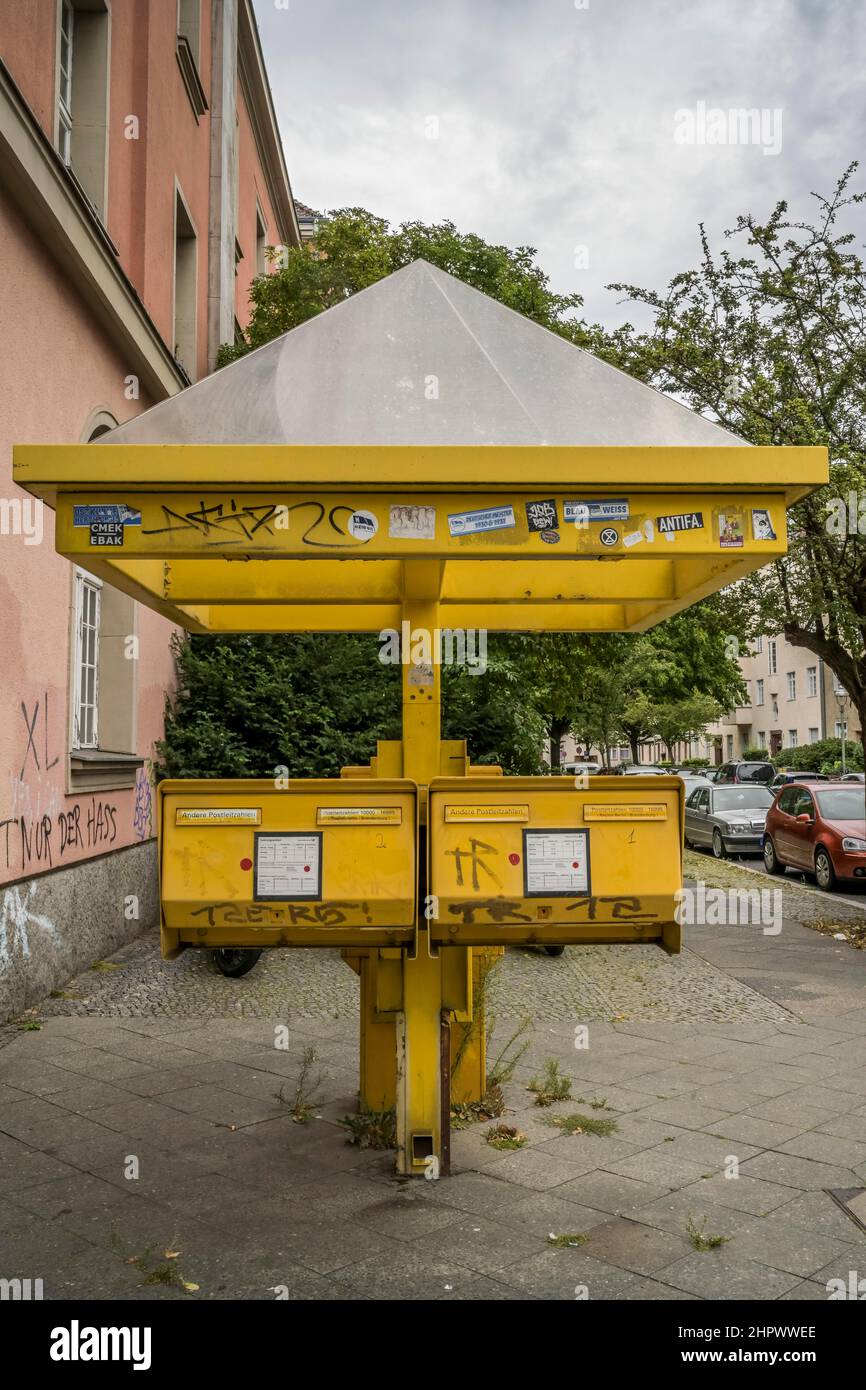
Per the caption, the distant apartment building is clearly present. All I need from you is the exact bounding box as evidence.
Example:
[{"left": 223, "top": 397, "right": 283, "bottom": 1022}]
[
  {"left": 705, "top": 635, "right": 860, "bottom": 765},
  {"left": 0, "top": 0, "right": 299, "bottom": 1017},
  {"left": 558, "top": 632, "right": 859, "bottom": 770}
]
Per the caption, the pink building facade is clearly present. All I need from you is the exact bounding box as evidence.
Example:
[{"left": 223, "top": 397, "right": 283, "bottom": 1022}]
[{"left": 0, "top": 0, "right": 299, "bottom": 1017}]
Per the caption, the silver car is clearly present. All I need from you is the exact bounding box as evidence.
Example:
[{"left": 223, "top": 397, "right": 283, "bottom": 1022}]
[{"left": 684, "top": 783, "right": 775, "bottom": 859}]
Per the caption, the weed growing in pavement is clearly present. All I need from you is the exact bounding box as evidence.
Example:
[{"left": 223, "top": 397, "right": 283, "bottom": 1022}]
[
  {"left": 528, "top": 1058, "right": 572, "bottom": 1107},
  {"left": 686, "top": 1216, "right": 730, "bottom": 1252},
  {"left": 485, "top": 1124, "right": 527, "bottom": 1151},
  {"left": 545, "top": 1111, "right": 619, "bottom": 1137},
  {"left": 276, "top": 1044, "right": 325, "bottom": 1124},
  {"left": 340, "top": 1106, "right": 397, "bottom": 1149}
]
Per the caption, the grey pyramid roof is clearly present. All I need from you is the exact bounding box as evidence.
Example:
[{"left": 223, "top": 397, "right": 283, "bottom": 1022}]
[{"left": 105, "top": 260, "right": 743, "bottom": 448}]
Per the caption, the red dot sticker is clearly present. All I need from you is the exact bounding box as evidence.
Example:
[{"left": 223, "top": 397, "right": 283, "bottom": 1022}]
[
  {"left": 303, "top": 865, "right": 311, "bottom": 872},
  {"left": 240, "top": 857, "right": 252, "bottom": 871},
  {"left": 508, "top": 852, "right": 520, "bottom": 865},
  {"left": 572, "top": 862, "right": 579, "bottom": 869}
]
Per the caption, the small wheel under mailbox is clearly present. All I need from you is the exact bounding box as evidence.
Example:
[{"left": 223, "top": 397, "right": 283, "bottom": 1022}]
[
  {"left": 544, "top": 945, "right": 565, "bottom": 957},
  {"left": 212, "top": 948, "right": 263, "bottom": 978}
]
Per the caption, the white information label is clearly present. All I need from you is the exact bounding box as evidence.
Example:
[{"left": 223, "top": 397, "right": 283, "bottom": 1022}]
[
  {"left": 524, "top": 830, "right": 589, "bottom": 895},
  {"left": 255, "top": 834, "right": 321, "bottom": 899}
]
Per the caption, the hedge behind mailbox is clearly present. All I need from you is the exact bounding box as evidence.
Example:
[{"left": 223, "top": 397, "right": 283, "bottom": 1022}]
[{"left": 158, "top": 779, "right": 417, "bottom": 956}]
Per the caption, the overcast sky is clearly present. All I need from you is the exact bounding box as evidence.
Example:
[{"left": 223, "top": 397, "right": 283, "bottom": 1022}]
[{"left": 253, "top": 0, "right": 865, "bottom": 329}]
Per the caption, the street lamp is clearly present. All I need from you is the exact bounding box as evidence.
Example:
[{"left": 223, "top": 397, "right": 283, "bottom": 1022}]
[{"left": 835, "top": 683, "right": 850, "bottom": 776}]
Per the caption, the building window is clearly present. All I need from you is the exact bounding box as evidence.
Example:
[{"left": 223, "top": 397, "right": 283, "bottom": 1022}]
[
  {"left": 256, "top": 203, "right": 268, "bottom": 276},
  {"left": 835, "top": 720, "right": 844, "bottom": 739},
  {"left": 56, "top": 0, "right": 110, "bottom": 218},
  {"left": 176, "top": 0, "right": 207, "bottom": 119},
  {"left": 58, "top": 0, "right": 74, "bottom": 163},
  {"left": 173, "top": 187, "right": 197, "bottom": 380},
  {"left": 72, "top": 569, "right": 101, "bottom": 748},
  {"left": 755, "top": 678, "right": 764, "bottom": 706},
  {"left": 768, "top": 639, "right": 777, "bottom": 675},
  {"left": 807, "top": 666, "right": 817, "bottom": 697},
  {"left": 788, "top": 729, "right": 798, "bottom": 748},
  {"left": 809, "top": 727, "right": 819, "bottom": 743},
  {"left": 786, "top": 672, "right": 796, "bottom": 700},
  {"left": 178, "top": 0, "right": 200, "bottom": 57},
  {"left": 753, "top": 636, "right": 763, "bottom": 654},
  {"left": 726, "top": 735, "right": 734, "bottom": 758},
  {"left": 758, "top": 730, "right": 766, "bottom": 749}
]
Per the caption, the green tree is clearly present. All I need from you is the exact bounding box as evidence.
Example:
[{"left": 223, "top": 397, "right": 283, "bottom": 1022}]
[
  {"left": 646, "top": 694, "right": 724, "bottom": 762},
  {"left": 608, "top": 164, "right": 866, "bottom": 750}
]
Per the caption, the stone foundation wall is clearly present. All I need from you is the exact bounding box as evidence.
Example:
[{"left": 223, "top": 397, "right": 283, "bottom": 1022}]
[{"left": 0, "top": 840, "right": 158, "bottom": 1020}]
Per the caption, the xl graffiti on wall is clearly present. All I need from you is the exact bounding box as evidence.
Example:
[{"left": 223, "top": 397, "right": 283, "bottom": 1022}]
[{"left": 2, "top": 689, "right": 121, "bottom": 878}]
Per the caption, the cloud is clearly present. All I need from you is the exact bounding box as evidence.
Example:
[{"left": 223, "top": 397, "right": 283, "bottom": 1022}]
[{"left": 254, "top": 0, "right": 865, "bottom": 327}]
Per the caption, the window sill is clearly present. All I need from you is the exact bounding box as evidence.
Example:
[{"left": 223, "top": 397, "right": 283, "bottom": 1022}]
[
  {"left": 176, "top": 35, "right": 208, "bottom": 122},
  {"left": 69, "top": 749, "right": 143, "bottom": 794}
]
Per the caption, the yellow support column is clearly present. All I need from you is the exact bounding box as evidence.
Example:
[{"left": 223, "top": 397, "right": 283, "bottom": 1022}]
[{"left": 397, "top": 566, "right": 447, "bottom": 1175}]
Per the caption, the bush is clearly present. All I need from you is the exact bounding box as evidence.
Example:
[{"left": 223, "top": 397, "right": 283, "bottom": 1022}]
[
  {"left": 743, "top": 747, "right": 771, "bottom": 761},
  {"left": 776, "top": 738, "right": 863, "bottom": 774},
  {"left": 681, "top": 757, "right": 711, "bottom": 769}
]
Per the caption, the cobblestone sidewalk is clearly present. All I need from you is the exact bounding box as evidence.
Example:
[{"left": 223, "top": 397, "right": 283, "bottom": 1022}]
[{"left": 1, "top": 859, "right": 866, "bottom": 1301}]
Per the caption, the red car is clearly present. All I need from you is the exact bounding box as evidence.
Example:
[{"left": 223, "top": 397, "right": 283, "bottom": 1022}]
[{"left": 763, "top": 782, "right": 866, "bottom": 890}]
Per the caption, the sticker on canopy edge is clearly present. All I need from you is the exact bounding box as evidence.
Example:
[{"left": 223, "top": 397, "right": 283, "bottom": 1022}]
[
  {"left": 448, "top": 505, "right": 516, "bottom": 537},
  {"left": 565, "top": 499, "right": 629, "bottom": 523},
  {"left": 73, "top": 504, "right": 142, "bottom": 527}
]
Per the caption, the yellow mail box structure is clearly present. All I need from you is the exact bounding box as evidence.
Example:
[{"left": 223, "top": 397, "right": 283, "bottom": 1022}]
[
  {"left": 429, "top": 776, "right": 684, "bottom": 952},
  {"left": 159, "top": 779, "right": 417, "bottom": 955}
]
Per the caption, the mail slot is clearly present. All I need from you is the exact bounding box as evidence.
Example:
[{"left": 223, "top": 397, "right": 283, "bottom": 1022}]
[
  {"left": 428, "top": 776, "right": 684, "bottom": 952},
  {"left": 158, "top": 779, "right": 417, "bottom": 956}
]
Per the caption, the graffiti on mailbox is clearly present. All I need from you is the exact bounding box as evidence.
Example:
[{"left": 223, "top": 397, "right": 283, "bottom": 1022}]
[
  {"left": 190, "top": 899, "right": 374, "bottom": 927},
  {"left": 445, "top": 838, "right": 503, "bottom": 891},
  {"left": 565, "top": 895, "right": 659, "bottom": 926}
]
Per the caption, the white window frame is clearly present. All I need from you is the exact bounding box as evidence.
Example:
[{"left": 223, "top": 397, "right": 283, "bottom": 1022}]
[
  {"left": 58, "top": 0, "right": 74, "bottom": 164},
  {"left": 755, "top": 678, "right": 764, "bottom": 706},
  {"left": 786, "top": 671, "right": 796, "bottom": 701},
  {"left": 72, "top": 568, "right": 102, "bottom": 749},
  {"left": 807, "top": 666, "right": 817, "bottom": 697},
  {"left": 754, "top": 636, "right": 763, "bottom": 654},
  {"left": 768, "top": 639, "right": 777, "bottom": 675},
  {"left": 758, "top": 730, "right": 766, "bottom": 749},
  {"left": 809, "top": 727, "right": 819, "bottom": 744},
  {"left": 788, "top": 729, "right": 798, "bottom": 748}
]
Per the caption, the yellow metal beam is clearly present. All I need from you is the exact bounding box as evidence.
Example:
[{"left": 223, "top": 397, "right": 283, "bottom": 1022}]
[
  {"left": 184, "top": 603, "right": 631, "bottom": 632},
  {"left": 50, "top": 488, "right": 789, "bottom": 561},
  {"left": 13, "top": 443, "right": 828, "bottom": 506}
]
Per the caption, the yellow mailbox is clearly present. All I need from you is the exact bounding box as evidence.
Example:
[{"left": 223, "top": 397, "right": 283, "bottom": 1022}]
[
  {"left": 428, "top": 776, "right": 684, "bottom": 953},
  {"left": 158, "top": 778, "right": 417, "bottom": 955}
]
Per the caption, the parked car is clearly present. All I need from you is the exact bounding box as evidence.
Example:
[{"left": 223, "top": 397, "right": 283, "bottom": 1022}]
[
  {"left": 714, "top": 760, "right": 775, "bottom": 786},
  {"left": 563, "top": 761, "right": 601, "bottom": 775},
  {"left": 684, "top": 782, "right": 775, "bottom": 858},
  {"left": 842, "top": 772, "right": 865, "bottom": 784},
  {"left": 769, "top": 770, "right": 830, "bottom": 791},
  {"left": 620, "top": 765, "right": 668, "bottom": 775},
  {"left": 673, "top": 768, "right": 709, "bottom": 779},
  {"left": 763, "top": 783, "right": 866, "bottom": 890},
  {"left": 681, "top": 775, "right": 712, "bottom": 802}
]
